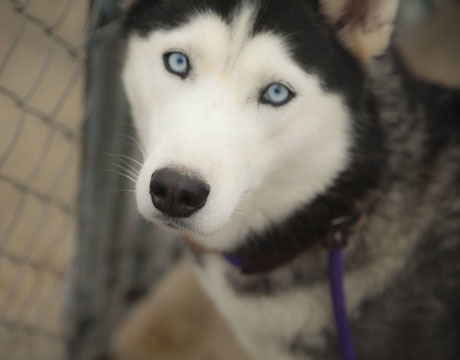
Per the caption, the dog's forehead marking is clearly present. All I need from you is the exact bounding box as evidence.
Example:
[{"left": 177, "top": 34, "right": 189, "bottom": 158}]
[
  {"left": 166, "top": 3, "right": 264, "bottom": 77},
  {"left": 129, "top": 3, "right": 295, "bottom": 85},
  {"left": 224, "top": 3, "right": 259, "bottom": 72}
]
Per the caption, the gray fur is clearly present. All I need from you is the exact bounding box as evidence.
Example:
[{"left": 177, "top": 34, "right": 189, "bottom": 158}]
[
  {"left": 198, "top": 52, "right": 460, "bottom": 359},
  {"left": 123, "top": 0, "right": 460, "bottom": 357}
]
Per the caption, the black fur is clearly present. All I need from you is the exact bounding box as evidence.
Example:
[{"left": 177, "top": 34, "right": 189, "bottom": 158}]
[
  {"left": 124, "top": 0, "right": 239, "bottom": 35},
  {"left": 124, "top": 1, "right": 460, "bottom": 359}
]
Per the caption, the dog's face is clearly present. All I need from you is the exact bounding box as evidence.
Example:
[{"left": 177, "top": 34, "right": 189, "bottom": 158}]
[{"left": 123, "top": 0, "right": 390, "bottom": 251}]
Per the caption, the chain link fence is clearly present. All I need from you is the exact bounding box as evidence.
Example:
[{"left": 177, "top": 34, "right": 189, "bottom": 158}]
[
  {"left": 69, "top": 2, "right": 182, "bottom": 358},
  {"left": 1, "top": 1, "right": 178, "bottom": 359},
  {"left": 0, "top": 0, "right": 86, "bottom": 359}
]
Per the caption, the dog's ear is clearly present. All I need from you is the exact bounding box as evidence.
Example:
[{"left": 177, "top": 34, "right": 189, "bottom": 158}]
[{"left": 320, "top": 0, "right": 399, "bottom": 63}]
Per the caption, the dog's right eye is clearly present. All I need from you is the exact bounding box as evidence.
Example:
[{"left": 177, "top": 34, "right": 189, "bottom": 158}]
[
  {"left": 260, "top": 82, "right": 294, "bottom": 107},
  {"left": 163, "top": 52, "right": 190, "bottom": 78}
]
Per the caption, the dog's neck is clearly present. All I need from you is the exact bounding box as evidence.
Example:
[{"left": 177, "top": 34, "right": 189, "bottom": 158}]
[{"left": 222, "top": 213, "right": 366, "bottom": 274}]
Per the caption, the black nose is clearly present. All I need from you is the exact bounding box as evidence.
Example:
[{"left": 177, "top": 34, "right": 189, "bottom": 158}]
[{"left": 149, "top": 168, "right": 210, "bottom": 218}]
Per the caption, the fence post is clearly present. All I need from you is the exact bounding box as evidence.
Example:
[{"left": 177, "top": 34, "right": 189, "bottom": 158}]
[{"left": 67, "top": 1, "right": 180, "bottom": 359}]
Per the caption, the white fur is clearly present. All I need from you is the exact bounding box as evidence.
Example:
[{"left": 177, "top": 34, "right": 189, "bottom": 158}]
[
  {"left": 195, "top": 200, "right": 422, "bottom": 360},
  {"left": 123, "top": 6, "right": 352, "bottom": 251},
  {"left": 122, "top": 4, "right": 423, "bottom": 360},
  {"left": 196, "top": 256, "right": 332, "bottom": 360}
]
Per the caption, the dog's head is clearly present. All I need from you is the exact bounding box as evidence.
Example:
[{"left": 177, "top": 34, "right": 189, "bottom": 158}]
[{"left": 122, "top": 0, "right": 396, "bottom": 251}]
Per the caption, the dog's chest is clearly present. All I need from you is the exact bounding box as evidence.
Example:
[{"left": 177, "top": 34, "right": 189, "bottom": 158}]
[
  {"left": 192, "top": 208, "right": 423, "bottom": 359},
  {"left": 194, "top": 255, "right": 336, "bottom": 359}
]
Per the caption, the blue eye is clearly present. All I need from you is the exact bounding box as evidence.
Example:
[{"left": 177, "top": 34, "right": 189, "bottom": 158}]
[
  {"left": 261, "top": 82, "right": 294, "bottom": 106},
  {"left": 164, "top": 52, "right": 189, "bottom": 78}
]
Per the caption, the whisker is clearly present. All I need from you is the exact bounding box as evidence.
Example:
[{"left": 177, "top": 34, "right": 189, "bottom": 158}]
[
  {"left": 121, "top": 134, "right": 146, "bottom": 159},
  {"left": 109, "top": 189, "right": 136, "bottom": 194},
  {"left": 232, "top": 208, "right": 247, "bottom": 216},
  {"left": 231, "top": 203, "right": 248, "bottom": 217},
  {"left": 109, "top": 162, "right": 139, "bottom": 179},
  {"left": 102, "top": 168, "right": 138, "bottom": 184},
  {"left": 109, "top": 153, "right": 143, "bottom": 168},
  {"left": 108, "top": 157, "right": 140, "bottom": 176}
]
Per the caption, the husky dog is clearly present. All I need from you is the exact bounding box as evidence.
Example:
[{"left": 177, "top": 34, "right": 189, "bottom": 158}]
[{"left": 122, "top": 0, "right": 460, "bottom": 359}]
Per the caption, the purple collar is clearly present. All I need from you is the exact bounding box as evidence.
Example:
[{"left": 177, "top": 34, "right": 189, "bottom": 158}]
[{"left": 222, "top": 214, "right": 365, "bottom": 360}]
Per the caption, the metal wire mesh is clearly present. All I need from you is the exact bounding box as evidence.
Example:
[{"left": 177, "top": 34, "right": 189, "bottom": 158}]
[
  {"left": 0, "top": 0, "right": 87, "bottom": 359},
  {"left": 66, "top": 2, "right": 183, "bottom": 358}
]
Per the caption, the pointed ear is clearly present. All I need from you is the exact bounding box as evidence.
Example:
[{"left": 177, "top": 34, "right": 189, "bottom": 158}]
[{"left": 320, "top": 0, "right": 399, "bottom": 63}]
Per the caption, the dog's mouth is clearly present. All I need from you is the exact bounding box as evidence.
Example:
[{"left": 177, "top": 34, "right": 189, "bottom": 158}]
[
  {"left": 154, "top": 210, "right": 232, "bottom": 250},
  {"left": 153, "top": 214, "right": 213, "bottom": 238},
  {"left": 154, "top": 215, "right": 190, "bottom": 232},
  {"left": 154, "top": 215, "right": 222, "bottom": 253}
]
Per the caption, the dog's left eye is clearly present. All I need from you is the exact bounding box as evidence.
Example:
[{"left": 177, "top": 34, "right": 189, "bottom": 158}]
[
  {"left": 261, "top": 83, "right": 294, "bottom": 106},
  {"left": 164, "top": 52, "right": 190, "bottom": 78}
]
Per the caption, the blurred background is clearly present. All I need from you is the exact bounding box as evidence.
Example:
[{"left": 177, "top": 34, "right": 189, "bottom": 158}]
[
  {"left": 0, "top": 0, "right": 458, "bottom": 359},
  {"left": 0, "top": 0, "right": 85, "bottom": 359}
]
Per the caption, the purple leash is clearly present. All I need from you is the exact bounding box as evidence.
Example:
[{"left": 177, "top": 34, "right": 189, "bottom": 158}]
[
  {"left": 329, "top": 249, "right": 357, "bottom": 360},
  {"left": 226, "top": 248, "right": 358, "bottom": 360},
  {"left": 223, "top": 213, "right": 363, "bottom": 360}
]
